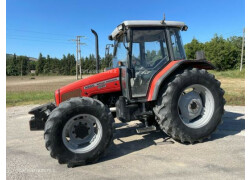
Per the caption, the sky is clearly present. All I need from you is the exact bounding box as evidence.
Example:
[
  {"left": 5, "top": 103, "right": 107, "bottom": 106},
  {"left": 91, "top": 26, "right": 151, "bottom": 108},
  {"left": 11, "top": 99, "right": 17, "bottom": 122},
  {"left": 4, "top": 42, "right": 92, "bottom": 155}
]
[{"left": 6, "top": 0, "right": 245, "bottom": 59}]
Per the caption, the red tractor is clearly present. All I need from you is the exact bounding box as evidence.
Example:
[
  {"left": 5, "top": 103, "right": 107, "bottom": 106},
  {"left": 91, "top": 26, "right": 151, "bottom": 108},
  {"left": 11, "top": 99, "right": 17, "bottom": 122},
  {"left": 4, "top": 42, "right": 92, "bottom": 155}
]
[{"left": 29, "top": 20, "right": 225, "bottom": 167}]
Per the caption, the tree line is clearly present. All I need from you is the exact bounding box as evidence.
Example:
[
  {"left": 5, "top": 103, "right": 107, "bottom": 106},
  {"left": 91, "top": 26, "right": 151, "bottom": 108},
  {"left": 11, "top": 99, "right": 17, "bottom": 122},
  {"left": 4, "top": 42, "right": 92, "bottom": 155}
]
[
  {"left": 6, "top": 34, "right": 244, "bottom": 76},
  {"left": 184, "top": 34, "right": 244, "bottom": 70},
  {"left": 6, "top": 53, "right": 112, "bottom": 76}
]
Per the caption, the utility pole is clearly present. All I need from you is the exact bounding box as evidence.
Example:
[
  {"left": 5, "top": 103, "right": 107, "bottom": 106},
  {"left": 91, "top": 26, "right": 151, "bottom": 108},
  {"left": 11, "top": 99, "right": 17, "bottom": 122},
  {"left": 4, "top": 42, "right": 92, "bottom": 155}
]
[
  {"left": 70, "top": 36, "right": 86, "bottom": 80},
  {"left": 240, "top": 27, "right": 245, "bottom": 71},
  {"left": 76, "top": 37, "right": 79, "bottom": 80},
  {"left": 20, "top": 57, "right": 22, "bottom": 77}
]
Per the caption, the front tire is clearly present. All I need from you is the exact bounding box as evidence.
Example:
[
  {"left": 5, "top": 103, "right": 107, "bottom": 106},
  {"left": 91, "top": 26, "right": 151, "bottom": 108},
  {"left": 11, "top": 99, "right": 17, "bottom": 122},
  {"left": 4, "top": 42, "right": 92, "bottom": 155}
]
[
  {"left": 154, "top": 68, "right": 225, "bottom": 143},
  {"left": 44, "top": 97, "right": 114, "bottom": 166}
]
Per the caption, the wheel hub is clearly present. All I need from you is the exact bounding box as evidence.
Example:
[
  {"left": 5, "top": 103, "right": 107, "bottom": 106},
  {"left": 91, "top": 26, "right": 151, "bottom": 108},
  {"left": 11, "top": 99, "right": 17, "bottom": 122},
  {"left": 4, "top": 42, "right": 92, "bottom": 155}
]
[
  {"left": 73, "top": 122, "right": 90, "bottom": 139},
  {"left": 179, "top": 91, "right": 203, "bottom": 122},
  {"left": 62, "top": 114, "right": 103, "bottom": 153},
  {"left": 189, "top": 99, "right": 201, "bottom": 114},
  {"left": 190, "top": 101, "right": 197, "bottom": 110},
  {"left": 178, "top": 84, "right": 215, "bottom": 129}
]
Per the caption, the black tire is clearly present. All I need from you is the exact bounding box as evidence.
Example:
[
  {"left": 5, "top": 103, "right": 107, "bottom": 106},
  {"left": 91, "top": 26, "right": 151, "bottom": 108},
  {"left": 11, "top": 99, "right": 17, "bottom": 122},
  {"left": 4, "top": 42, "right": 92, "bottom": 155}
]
[
  {"left": 44, "top": 97, "right": 114, "bottom": 166},
  {"left": 153, "top": 68, "right": 225, "bottom": 144}
]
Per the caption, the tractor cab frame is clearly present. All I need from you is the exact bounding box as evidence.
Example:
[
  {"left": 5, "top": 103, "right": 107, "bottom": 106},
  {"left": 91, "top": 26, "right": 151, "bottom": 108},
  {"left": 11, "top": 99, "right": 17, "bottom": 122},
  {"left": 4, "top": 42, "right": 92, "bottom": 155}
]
[{"left": 109, "top": 21, "right": 188, "bottom": 102}]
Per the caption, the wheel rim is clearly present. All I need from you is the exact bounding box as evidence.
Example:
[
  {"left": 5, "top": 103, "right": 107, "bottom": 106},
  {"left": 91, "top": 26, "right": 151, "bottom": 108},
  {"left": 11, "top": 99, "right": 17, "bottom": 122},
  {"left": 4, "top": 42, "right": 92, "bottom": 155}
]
[
  {"left": 178, "top": 84, "right": 215, "bottom": 129},
  {"left": 62, "top": 114, "right": 103, "bottom": 153}
]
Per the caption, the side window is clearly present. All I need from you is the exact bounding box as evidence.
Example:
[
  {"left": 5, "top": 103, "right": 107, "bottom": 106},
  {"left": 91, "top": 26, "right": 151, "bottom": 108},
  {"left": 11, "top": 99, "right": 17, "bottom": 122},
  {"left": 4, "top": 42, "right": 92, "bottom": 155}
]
[
  {"left": 131, "top": 43, "right": 140, "bottom": 69},
  {"left": 170, "top": 29, "right": 186, "bottom": 60},
  {"left": 144, "top": 40, "right": 168, "bottom": 67},
  {"left": 131, "top": 29, "right": 169, "bottom": 69}
]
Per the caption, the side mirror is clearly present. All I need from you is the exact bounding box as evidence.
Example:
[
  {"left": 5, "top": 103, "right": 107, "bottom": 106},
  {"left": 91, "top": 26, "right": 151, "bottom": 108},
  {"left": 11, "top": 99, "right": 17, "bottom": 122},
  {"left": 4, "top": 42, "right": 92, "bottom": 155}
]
[
  {"left": 195, "top": 50, "right": 206, "bottom": 60},
  {"left": 181, "top": 25, "right": 188, "bottom": 31}
]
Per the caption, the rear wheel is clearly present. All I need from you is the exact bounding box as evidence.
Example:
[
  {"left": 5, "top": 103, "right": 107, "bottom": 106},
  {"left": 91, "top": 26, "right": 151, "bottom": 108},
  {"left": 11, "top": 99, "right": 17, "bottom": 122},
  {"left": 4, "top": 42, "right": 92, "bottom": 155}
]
[
  {"left": 154, "top": 68, "right": 225, "bottom": 143},
  {"left": 44, "top": 97, "right": 114, "bottom": 166}
]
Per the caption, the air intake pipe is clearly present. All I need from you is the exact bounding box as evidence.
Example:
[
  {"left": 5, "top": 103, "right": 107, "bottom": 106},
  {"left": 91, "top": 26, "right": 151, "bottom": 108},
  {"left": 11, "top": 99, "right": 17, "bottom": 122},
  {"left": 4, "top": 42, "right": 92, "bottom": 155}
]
[{"left": 91, "top": 29, "right": 99, "bottom": 73}]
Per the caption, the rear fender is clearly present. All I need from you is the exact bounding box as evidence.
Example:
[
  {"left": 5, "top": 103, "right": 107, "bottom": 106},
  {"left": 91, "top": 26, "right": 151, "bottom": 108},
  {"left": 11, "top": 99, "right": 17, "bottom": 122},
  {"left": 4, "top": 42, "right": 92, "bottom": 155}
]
[{"left": 147, "top": 60, "right": 215, "bottom": 101}]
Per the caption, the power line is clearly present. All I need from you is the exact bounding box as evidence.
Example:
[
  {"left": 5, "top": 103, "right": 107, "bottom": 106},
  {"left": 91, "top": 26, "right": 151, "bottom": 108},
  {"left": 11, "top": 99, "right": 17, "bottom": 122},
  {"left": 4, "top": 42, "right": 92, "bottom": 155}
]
[
  {"left": 7, "top": 34, "right": 70, "bottom": 41},
  {"left": 7, "top": 28, "right": 75, "bottom": 37},
  {"left": 7, "top": 37, "right": 75, "bottom": 45}
]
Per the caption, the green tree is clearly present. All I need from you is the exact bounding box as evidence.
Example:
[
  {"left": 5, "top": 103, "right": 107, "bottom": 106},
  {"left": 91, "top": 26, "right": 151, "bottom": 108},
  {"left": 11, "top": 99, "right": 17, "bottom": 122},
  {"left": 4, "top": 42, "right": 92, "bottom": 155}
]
[
  {"left": 18, "top": 56, "right": 29, "bottom": 75},
  {"left": 227, "top": 36, "right": 244, "bottom": 68},
  {"left": 36, "top": 53, "right": 45, "bottom": 74},
  {"left": 184, "top": 38, "right": 204, "bottom": 59},
  {"left": 27, "top": 60, "right": 36, "bottom": 74},
  {"left": 101, "top": 53, "right": 112, "bottom": 70},
  {"left": 43, "top": 55, "right": 50, "bottom": 74},
  {"left": 204, "top": 34, "right": 238, "bottom": 70},
  {"left": 6, "top": 54, "right": 18, "bottom": 76}
]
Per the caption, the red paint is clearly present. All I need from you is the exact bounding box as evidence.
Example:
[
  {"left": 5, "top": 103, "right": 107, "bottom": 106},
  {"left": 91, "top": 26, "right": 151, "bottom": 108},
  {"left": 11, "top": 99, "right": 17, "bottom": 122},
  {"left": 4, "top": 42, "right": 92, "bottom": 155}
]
[
  {"left": 54, "top": 89, "right": 60, "bottom": 105},
  {"left": 147, "top": 60, "right": 181, "bottom": 101},
  {"left": 55, "top": 68, "right": 121, "bottom": 105}
]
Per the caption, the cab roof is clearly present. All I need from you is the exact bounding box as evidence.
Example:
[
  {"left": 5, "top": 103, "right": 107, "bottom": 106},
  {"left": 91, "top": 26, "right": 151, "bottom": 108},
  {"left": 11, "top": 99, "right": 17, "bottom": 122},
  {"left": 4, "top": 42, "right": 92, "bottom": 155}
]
[{"left": 110, "top": 20, "right": 186, "bottom": 40}]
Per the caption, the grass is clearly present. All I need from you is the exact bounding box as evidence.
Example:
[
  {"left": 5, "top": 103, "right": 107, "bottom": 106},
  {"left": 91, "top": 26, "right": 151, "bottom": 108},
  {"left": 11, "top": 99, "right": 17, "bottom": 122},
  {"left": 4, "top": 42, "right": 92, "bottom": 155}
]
[
  {"left": 6, "top": 76, "right": 76, "bottom": 107},
  {"left": 209, "top": 68, "right": 245, "bottom": 79},
  {"left": 6, "top": 91, "right": 54, "bottom": 107},
  {"left": 6, "top": 69, "right": 245, "bottom": 107},
  {"left": 209, "top": 69, "right": 245, "bottom": 106}
]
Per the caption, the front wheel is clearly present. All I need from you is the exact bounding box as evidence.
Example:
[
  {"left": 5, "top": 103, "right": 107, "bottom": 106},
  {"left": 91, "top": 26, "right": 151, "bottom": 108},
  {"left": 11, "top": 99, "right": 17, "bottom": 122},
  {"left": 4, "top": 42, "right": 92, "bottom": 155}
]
[
  {"left": 154, "top": 68, "right": 225, "bottom": 143},
  {"left": 44, "top": 97, "right": 114, "bottom": 166}
]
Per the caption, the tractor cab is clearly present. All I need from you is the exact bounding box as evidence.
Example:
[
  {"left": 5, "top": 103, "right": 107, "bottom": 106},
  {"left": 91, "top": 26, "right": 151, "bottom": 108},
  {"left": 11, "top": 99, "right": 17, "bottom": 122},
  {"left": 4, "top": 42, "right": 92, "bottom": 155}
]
[{"left": 109, "top": 21, "right": 187, "bottom": 101}]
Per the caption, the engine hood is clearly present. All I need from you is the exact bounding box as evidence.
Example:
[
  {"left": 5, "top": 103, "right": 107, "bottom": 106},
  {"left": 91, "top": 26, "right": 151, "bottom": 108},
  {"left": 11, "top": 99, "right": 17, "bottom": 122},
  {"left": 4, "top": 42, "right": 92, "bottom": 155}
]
[{"left": 55, "top": 68, "right": 121, "bottom": 105}]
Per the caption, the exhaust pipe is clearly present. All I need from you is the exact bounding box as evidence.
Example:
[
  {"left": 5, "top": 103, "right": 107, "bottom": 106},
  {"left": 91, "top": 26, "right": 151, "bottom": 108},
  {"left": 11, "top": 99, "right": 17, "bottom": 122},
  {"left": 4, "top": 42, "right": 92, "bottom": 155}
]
[{"left": 91, "top": 29, "right": 100, "bottom": 73}]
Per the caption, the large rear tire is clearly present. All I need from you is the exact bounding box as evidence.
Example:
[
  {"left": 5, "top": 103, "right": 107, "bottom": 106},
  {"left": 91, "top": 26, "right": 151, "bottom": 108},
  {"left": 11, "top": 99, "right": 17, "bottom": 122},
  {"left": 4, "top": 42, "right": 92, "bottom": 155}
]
[
  {"left": 44, "top": 97, "right": 114, "bottom": 166},
  {"left": 153, "top": 68, "right": 225, "bottom": 143}
]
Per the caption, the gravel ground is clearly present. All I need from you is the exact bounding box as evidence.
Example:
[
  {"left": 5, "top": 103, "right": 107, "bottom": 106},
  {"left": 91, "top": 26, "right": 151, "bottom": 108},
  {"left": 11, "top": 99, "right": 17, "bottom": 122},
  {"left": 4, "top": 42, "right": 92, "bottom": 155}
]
[{"left": 6, "top": 105, "right": 245, "bottom": 180}]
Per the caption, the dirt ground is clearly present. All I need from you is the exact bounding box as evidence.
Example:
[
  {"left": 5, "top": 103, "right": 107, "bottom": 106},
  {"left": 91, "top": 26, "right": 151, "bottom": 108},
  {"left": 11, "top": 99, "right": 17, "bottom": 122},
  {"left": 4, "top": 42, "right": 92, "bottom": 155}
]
[
  {"left": 6, "top": 105, "right": 245, "bottom": 180},
  {"left": 6, "top": 76, "right": 83, "bottom": 92}
]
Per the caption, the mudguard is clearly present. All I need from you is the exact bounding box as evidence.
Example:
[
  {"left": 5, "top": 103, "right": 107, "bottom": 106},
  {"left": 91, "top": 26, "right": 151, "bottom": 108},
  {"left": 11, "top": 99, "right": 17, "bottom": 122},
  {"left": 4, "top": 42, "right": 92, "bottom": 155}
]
[
  {"left": 28, "top": 103, "right": 56, "bottom": 130},
  {"left": 147, "top": 59, "right": 215, "bottom": 101}
]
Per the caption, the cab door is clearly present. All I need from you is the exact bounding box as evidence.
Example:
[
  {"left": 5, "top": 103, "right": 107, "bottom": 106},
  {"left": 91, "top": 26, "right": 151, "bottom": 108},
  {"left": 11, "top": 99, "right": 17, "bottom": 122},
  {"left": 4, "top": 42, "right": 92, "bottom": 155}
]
[
  {"left": 129, "top": 28, "right": 170, "bottom": 99},
  {"left": 112, "top": 36, "right": 131, "bottom": 99}
]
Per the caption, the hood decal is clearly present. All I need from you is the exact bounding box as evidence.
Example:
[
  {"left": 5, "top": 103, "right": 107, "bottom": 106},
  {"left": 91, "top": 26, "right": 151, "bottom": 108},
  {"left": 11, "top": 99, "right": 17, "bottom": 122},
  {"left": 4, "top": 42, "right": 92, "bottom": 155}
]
[{"left": 84, "top": 77, "right": 119, "bottom": 90}]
